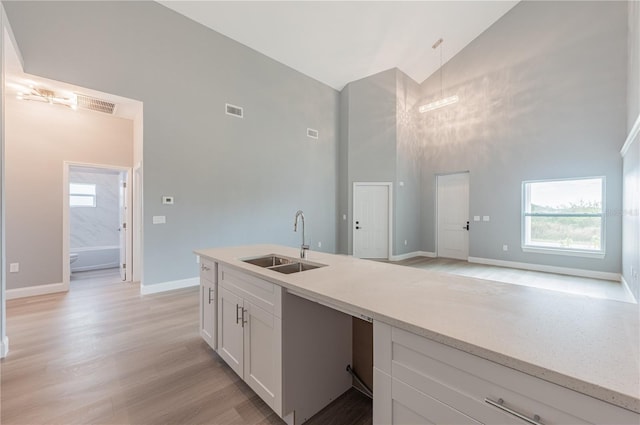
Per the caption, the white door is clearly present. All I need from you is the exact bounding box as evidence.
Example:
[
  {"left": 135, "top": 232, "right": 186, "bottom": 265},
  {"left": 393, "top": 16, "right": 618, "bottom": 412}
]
[
  {"left": 437, "top": 173, "right": 469, "bottom": 260},
  {"left": 118, "top": 172, "right": 127, "bottom": 281},
  {"left": 353, "top": 184, "right": 390, "bottom": 259},
  {"left": 218, "top": 286, "right": 244, "bottom": 377}
]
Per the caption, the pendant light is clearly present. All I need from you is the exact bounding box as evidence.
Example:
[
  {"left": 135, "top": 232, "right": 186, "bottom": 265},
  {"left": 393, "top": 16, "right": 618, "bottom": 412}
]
[{"left": 419, "top": 38, "right": 459, "bottom": 113}]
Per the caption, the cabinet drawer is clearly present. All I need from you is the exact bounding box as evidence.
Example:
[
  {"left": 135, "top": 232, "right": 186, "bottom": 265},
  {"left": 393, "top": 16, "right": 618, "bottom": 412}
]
[
  {"left": 200, "top": 259, "right": 216, "bottom": 282},
  {"left": 389, "top": 326, "right": 638, "bottom": 425},
  {"left": 220, "top": 265, "right": 282, "bottom": 318}
]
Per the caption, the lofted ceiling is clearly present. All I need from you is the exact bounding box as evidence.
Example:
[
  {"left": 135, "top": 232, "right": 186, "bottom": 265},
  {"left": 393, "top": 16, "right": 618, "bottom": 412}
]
[{"left": 158, "top": 1, "right": 519, "bottom": 90}]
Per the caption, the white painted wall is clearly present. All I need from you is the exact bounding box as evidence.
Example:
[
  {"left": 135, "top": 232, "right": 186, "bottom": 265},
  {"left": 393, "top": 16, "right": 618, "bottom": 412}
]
[{"left": 5, "top": 96, "right": 133, "bottom": 289}]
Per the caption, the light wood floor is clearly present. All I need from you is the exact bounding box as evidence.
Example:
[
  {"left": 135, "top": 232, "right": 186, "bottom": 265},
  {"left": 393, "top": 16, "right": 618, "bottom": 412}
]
[
  {"left": 394, "top": 257, "right": 634, "bottom": 303},
  {"left": 1, "top": 273, "right": 371, "bottom": 425}
]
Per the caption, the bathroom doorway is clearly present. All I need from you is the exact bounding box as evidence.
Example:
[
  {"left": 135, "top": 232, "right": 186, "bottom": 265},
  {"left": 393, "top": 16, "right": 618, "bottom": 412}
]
[{"left": 63, "top": 163, "right": 132, "bottom": 288}]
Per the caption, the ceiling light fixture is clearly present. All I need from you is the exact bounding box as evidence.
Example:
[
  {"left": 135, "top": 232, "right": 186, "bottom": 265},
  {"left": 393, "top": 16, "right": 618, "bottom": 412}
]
[
  {"left": 15, "top": 86, "right": 78, "bottom": 110},
  {"left": 419, "top": 38, "right": 458, "bottom": 113}
]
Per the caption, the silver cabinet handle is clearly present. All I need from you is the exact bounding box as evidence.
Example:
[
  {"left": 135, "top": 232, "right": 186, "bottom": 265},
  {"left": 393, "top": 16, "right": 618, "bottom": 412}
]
[
  {"left": 208, "top": 287, "right": 214, "bottom": 304},
  {"left": 241, "top": 308, "right": 248, "bottom": 327},
  {"left": 236, "top": 304, "right": 242, "bottom": 324},
  {"left": 485, "top": 398, "right": 542, "bottom": 425}
]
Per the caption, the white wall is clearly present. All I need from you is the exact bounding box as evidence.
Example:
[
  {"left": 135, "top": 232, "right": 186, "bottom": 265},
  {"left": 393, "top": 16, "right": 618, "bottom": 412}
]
[{"left": 5, "top": 97, "right": 133, "bottom": 289}]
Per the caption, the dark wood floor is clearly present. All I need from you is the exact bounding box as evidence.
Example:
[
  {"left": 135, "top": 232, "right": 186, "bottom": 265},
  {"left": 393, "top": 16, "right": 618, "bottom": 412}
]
[{"left": 1, "top": 272, "right": 371, "bottom": 425}]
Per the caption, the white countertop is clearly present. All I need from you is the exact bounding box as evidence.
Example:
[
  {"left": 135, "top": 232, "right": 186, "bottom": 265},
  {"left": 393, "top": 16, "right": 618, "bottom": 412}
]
[{"left": 194, "top": 244, "right": 640, "bottom": 413}]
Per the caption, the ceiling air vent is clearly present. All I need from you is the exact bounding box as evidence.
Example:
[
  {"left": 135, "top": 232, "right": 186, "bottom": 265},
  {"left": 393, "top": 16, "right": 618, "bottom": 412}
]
[
  {"left": 76, "top": 94, "right": 116, "bottom": 114},
  {"left": 226, "top": 103, "right": 243, "bottom": 118},
  {"left": 307, "top": 128, "right": 319, "bottom": 139}
]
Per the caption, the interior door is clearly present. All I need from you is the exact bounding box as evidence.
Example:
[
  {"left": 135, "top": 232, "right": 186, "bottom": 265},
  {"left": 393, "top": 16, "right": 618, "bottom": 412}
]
[
  {"left": 353, "top": 184, "right": 390, "bottom": 259},
  {"left": 437, "top": 173, "right": 470, "bottom": 260},
  {"left": 118, "top": 172, "right": 127, "bottom": 281}
]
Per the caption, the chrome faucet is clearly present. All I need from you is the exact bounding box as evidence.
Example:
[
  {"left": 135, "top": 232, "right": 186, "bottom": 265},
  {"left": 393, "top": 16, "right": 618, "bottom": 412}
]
[{"left": 294, "top": 210, "right": 309, "bottom": 259}]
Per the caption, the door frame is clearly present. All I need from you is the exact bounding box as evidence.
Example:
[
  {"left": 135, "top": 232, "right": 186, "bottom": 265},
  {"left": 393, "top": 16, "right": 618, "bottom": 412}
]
[
  {"left": 435, "top": 171, "right": 470, "bottom": 260},
  {"left": 352, "top": 182, "right": 393, "bottom": 260},
  {"left": 62, "top": 161, "right": 133, "bottom": 290}
]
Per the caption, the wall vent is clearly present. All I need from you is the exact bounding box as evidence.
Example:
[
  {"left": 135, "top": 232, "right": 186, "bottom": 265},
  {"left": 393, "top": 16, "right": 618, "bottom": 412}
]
[
  {"left": 307, "top": 128, "right": 319, "bottom": 139},
  {"left": 76, "top": 94, "right": 116, "bottom": 114},
  {"left": 226, "top": 103, "right": 243, "bottom": 118}
]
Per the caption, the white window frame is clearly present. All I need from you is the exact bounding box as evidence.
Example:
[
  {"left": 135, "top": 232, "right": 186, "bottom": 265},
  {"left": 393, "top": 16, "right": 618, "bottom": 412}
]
[
  {"left": 521, "top": 176, "right": 605, "bottom": 259},
  {"left": 70, "top": 183, "right": 96, "bottom": 208}
]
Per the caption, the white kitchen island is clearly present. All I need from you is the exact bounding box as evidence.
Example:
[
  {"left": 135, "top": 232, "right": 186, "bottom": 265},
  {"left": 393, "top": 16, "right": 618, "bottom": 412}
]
[{"left": 194, "top": 244, "right": 640, "bottom": 425}]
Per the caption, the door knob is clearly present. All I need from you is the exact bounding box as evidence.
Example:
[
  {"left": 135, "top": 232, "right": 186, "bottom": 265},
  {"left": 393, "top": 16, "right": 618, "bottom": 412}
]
[{"left": 356, "top": 226, "right": 360, "bottom": 230}]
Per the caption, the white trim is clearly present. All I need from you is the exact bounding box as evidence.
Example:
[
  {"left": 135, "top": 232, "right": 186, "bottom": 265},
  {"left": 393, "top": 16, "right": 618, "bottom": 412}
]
[
  {"left": 621, "top": 275, "right": 637, "bottom": 304},
  {"left": 621, "top": 113, "right": 640, "bottom": 157},
  {"left": 468, "top": 257, "right": 620, "bottom": 282},
  {"left": 0, "top": 336, "right": 8, "bottom": 358},
  {"left": 140, "top": 277, "right": 199, "bottom": 295},
  {"left": 521, "top": 246, "right": 605, "bottom": 259},
  {"left": 389, "top": 251, "right": 436, "bottom": 261},
  {"left": 6, "top": 282, "right": 66, "bottom": 300},
  {"left": 71, "top": 245, "right": 120, "bottom": 252},
  {"left": 353, "top": 182, "right": 393, "bottom": 260}
]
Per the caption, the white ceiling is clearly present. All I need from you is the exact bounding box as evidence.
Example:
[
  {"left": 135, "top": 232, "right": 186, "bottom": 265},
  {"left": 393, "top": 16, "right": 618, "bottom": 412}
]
[{"left": 159, "top": 1, "right": 519, "bottom": 90}]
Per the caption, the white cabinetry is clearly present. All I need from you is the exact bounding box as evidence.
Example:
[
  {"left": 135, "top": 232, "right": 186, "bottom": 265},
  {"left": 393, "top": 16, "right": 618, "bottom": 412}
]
[
  {"left": 373, "top": 321, "right": 639, "bottom": 425},
  {"left": 217, "top": 265, "right": 283, "bottom": 415},
  {"left": 199, "top": 259, "right": 217, "bottom": 350}
]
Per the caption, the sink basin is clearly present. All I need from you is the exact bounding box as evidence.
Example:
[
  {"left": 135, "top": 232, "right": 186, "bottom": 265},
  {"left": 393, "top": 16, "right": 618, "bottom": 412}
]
[
  {"left": 241, "top": 254, "right": 326, "bottom": 274},
  {"left": 270, "top": 262, "right": 325, "bottom": 274},
  {"left": 243, "top": 255, "right": 294, "bottom": 268}
]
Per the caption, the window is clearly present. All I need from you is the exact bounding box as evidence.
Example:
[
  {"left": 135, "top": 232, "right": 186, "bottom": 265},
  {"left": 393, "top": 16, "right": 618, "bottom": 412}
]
[
  {"left": 70, "top": 183, "right": 96, "bottom": 207},
  {"left": 522, "top": 177, "right": 604, "bottom": 257}
]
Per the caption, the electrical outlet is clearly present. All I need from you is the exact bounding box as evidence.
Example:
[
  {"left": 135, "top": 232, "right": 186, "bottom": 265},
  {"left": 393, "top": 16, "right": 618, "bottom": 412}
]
[
  {"left": 503, "top": 245, "right": 508, "bottom": 251},
  {"left": 196, "top": 255, "right": 200, "bottom": 264},
  {"left": 318, "top": 241, "right": 322, "bottom": 248},
  {"left": 343, "top": 214, "right": 346, "bottom": 221},
  {"left": 404, "top": 240, "right": 408, "bottom": 246}
]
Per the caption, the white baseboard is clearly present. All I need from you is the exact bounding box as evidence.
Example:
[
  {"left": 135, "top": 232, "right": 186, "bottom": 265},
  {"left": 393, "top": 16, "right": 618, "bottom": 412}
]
[
  {"left": 621, "top": 275, "right": 638, "bottom": 304},
  {"left": 0, "top": 336, "right": 8, "bottom": 358},
  {"left": 140, "top": 277, "right": 199, "bottom": 295},
  {"left": 6, "top": 282, "right": 66, "bottom": 300},
  {"left": 468, "top": 257, "right": 620, "bottom": 281},
  {"left": 390, "top": 251, "right": 436, "bottom": 261}
]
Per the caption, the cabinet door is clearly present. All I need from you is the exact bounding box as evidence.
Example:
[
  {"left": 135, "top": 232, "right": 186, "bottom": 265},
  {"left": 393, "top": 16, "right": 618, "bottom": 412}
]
[
  {"left": 243, "top": 299, "right": 282, "bottom": 414},
  {"left": 218, "top": 286, "right": 244, "bottom": 378},
  {"left": 200, "top": 279, "right": 216, "bottom": 349}
]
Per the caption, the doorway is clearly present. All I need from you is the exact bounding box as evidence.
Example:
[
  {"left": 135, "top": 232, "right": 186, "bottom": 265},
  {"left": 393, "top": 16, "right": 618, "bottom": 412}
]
[
  {"left": 353, "top": 183, "right": 392, "bottom": 259},
  {"left": 436, "top": 172, "right": 470, "bottom": 260},
  {"left": 63, "top": 163, "right": 132, "bottom": 289}
]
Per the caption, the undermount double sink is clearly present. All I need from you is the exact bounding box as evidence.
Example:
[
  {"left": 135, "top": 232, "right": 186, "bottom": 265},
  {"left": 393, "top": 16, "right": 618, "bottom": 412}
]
[{"left": 242, "top": 254, "right": 326, "bottom": 274}]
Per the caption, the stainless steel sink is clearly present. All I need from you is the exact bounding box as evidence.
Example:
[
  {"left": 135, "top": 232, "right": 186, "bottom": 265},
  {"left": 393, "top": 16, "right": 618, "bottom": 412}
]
[
  {"left": 270, "top": 262, "right": 324, "bottom": 274},
  {"left": 242, "top": 255, "right": 294, "bottom": 268},
  {"left": 241, "top": 254, "right": 326, "bottom": 274}
]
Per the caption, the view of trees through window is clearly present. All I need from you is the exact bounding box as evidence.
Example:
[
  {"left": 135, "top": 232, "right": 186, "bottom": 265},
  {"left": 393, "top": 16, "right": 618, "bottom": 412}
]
[{"left": 523, "top": 178, "right": 604, "bottom": 252}]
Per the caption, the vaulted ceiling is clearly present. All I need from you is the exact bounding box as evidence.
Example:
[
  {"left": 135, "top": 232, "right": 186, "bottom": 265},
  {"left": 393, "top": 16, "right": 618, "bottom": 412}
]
[{"left": 158, "top": 1, "right": 519, "bottom": 90}]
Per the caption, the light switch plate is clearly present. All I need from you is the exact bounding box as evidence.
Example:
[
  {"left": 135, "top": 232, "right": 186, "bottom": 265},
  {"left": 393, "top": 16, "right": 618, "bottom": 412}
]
[
  {"left": 9, "top": 263, "right": 19, "bottom": 273},
  {"left": 473, "top": 216, "right": 480, "bottom": 221},
  {"left": 483, "top": 216, "right": 490, "bottom": 222},
  {"left": 152, "top": 215, "right": 166, "bottom": 224}
]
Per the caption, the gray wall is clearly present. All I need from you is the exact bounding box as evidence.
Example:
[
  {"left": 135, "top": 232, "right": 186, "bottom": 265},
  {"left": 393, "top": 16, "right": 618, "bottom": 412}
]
[
  {"left": 622, "top": 0, "right": 640, "bottom": 300},
  {"left": 5, "top": 97, "right": 133, "bottom": 289},
  {"left": 395, "top": 70, "right": 422, "bottom": 255},
  {"left": 69, "top": 169, "right": 120, "bottom": 249},
  {"left": 417, "top": 0, "right": 626, "bottom": 273},
  {"left": 343, "top": 69, "right": 397, "bottom": 255},
  {"left": 4, "top": 1, "right": 339, "bottom": 286}
]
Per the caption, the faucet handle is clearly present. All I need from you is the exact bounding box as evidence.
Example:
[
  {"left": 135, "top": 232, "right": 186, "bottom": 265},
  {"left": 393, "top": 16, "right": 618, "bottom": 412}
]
[{"left": 300, "top": 244, "right": 310, "bottom": 259}]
